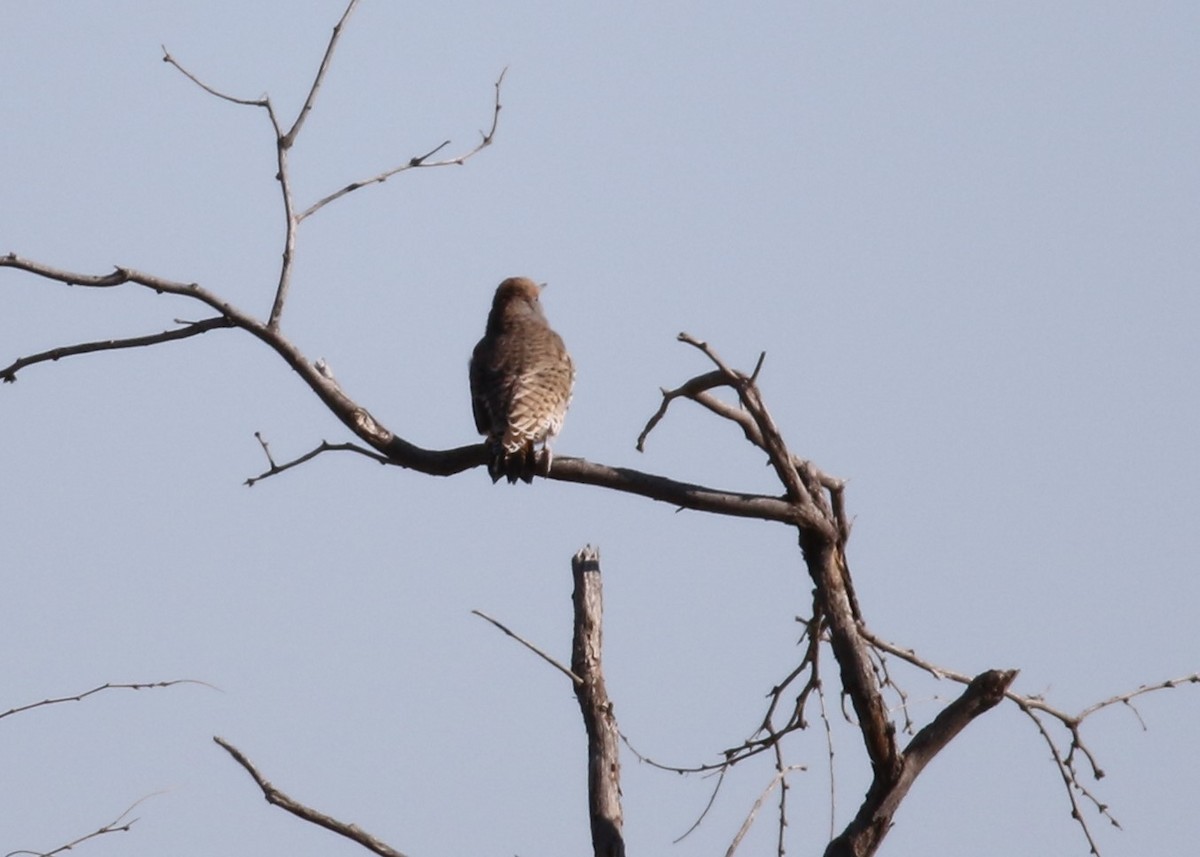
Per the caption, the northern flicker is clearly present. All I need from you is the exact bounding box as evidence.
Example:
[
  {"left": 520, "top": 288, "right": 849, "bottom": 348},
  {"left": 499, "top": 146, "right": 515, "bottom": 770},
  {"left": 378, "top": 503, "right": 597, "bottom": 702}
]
[{"left": 469, "top": 277, "right": 574, "bottom": 484}]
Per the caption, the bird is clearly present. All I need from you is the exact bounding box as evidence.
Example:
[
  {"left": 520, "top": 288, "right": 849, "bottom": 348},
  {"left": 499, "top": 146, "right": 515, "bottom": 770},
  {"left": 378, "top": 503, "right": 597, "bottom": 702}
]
[{"left": 469, "top": 277, "right": 574, "bottom": 484}]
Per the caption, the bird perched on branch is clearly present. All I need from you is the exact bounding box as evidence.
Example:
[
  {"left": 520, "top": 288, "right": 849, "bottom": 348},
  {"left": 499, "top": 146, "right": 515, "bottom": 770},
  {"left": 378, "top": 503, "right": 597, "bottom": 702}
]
[{"left": 470, "top": 277, "right": 575, "bottom": 484}]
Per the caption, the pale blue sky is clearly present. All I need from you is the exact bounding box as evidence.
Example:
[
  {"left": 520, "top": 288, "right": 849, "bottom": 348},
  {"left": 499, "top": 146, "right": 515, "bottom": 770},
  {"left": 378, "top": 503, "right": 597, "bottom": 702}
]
[{"left": 3, "top": 3, "right": 1198, "bottom": 856}]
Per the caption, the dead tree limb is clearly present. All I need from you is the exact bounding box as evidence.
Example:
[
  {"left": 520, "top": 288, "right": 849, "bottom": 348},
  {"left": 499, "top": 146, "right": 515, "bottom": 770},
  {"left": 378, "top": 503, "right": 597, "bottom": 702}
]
[
  {"left": 636, "top": 346, "right": 1020, "bottom": 857},
  {"left": 825, "top": 669, "right": 1018, "bottom": 857},
  {"left": 570, "top": 546, "right": 626, "bottom": 857},
  {"left": 0, "top": 255, "right": 815, "bottom": 524},
  {"left": 213, "top": 736, "right": 409, "bottom": 857},
  {"left": 859, "top": 625, "right": 1200, "bottom": 851}
]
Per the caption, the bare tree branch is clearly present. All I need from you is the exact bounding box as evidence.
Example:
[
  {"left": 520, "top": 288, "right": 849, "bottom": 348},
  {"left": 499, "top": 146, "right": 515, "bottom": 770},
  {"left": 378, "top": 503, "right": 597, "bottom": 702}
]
[
  {"left": 1076, "top": 673, "right": 1200, "bottom": 721},
  {"left": 471, "top": 608, "right": 581, "bottom": 685},
  {"left": 245, "top": 436, "right": 391, "bottom": 487},
  {"left": 631, "top": 341, "right": 1027, "bottom": 857},
  {"left": 636, "top": 370, "right": 740, "bottom": 451},
  {"left": 3, "top": 794, "right": 161, "bottom": 857},
  {"left": 15, "top": 316, "right": 205, "bottom": 369},
  {"left": 164, "top": 32, "right": 299, "bottom": 329},
  {"left": 264, "top": 0, "right": 362, "bottom": 327},
  {"left": 161, "top": 2, "right": 402, "bottom": 332},
  {"left": 0, "top": 679, "right": 212, "bottom": 722},
  {"left": 724, "top": 765, "right": 806, "bottom": 857},
  {"left": 282, "top": 0, "right": 360, "bottom": 149},
  {"left": 677, "top": 335, "right": 812, "bottom": 510},
  {"left": 0, "top": 253, "right": 814, "bottom": 522},
  {"left": 549, "top": 457, "right": 804, "bottom": 524},
  {"left": 160, "top": 42, "right": 294, "bottom": 326},
  {"left": 213, "top": 736, "right": 410, "bottom": 857},
  {"left": 4, "top": 240, "right": 1129, "bottom": 854},
  {"left": 297, "top": 67, "right": 507, "bottom": 222},
  {"left": 1012, "top": 698, "right": 1110, "bottom": 855},
  {"left": 826, "top": 669, "right": 1017, "bottom": 857},
  {"left": 858, "top": 626, "right": 1200, "bottom": 853},
  {"left": 161, "top": 48, "right": 272, "bottom": 109},
  {"left": 1, "top": 317, "right": 233, "bottom": 383},
  {"left": 817, "top": 679, "right": 837, "bottom": 841}
]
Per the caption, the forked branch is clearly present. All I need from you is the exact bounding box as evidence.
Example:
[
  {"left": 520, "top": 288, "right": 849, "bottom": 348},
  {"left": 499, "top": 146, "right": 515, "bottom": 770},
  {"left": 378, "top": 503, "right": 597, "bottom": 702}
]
[
  {"left": 859, "top": 626, "right": 1200, "bottom": 852},
  {"left": 160, "top": 0, "right": 496, "bottom": 330},
  {"left": 826, "top": 669, "right": 1017, "bottom": 857},
  {"left": 1, "top": 254, "right": 808, "bottom": 523},
  {"left": 246, "top": 434, "right": 391, "bottom": 486},
  {"left": 297, "top": 67, "right": 507, "bottom": 221},
  {"left": 3, "top": 794, "right": 160, "bottom": 857}
]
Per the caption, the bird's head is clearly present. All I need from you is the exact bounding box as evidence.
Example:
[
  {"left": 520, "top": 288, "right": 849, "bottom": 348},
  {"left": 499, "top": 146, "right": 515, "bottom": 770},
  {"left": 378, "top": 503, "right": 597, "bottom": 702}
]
[
  {"left": 488, "top": 277, "right": 548, "bottom": 329},
  {"left": 493, "top": 276, "right": 543, "bottom": 309}
]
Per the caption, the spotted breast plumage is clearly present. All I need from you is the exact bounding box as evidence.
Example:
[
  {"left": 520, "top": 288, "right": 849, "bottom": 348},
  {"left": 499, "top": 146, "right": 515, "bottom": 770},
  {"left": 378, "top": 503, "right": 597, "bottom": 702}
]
[{"left": 469, "top": 277, "right": 574, "bottom": 484}]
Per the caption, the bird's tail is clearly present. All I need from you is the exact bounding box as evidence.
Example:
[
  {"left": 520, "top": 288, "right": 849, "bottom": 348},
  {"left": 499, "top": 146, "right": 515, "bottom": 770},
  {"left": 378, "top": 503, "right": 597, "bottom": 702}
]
[{"left": 487, "top": 440, "right": 538, "bottom": 485}]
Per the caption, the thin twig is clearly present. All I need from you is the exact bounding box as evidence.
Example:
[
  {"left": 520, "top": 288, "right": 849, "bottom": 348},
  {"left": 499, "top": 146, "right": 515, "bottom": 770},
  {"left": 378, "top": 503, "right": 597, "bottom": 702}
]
[
  {"left": 162, "top": 42, "right": 291, "bottom": 327},
  {"left": 774, "top": 744, "right": 787, "bottom": 857},
  {"left": 266, "top": 0, "right": 363, "bottom": 326},
  {"left": 471, "top": 609, "right": 581, "bottom": 685},
  {"left": 1077, "top": 673, "right": 1200, "bottom": 721},
  {"left": 724, "top": 766, "right": 806, "bottom": 857},
  {"left": 296, "top": 67, "right": 507, "bottom": 222},
  {"left": 4, "top": 793, "right": 163, "bottom": 857},
  {"left": 636, "top": 371, "right": 730, "bottom": 451},
  {"left": 671, "top": 767, "right": 729, "bottom": 843},
  {"left": 619, "top": 731, "right": 729, "bottom": 776},
  {"left": 0, "top": 680, "right": 213, "bottom": 721},
  {"left": 282, "top": 0, "right": 360, "bottom": 148},
  {"left": 161, "top": 48, "right": 269, "bottom": 107},
  {"left": 817, "top": 680, "right": 836, "bottom": 841},
  {"left": 245, "top": 439, "right": 391, "bottom": 487},
  {"left": 1009, "top": 702, "right": 1105, "bottom": 855}
]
